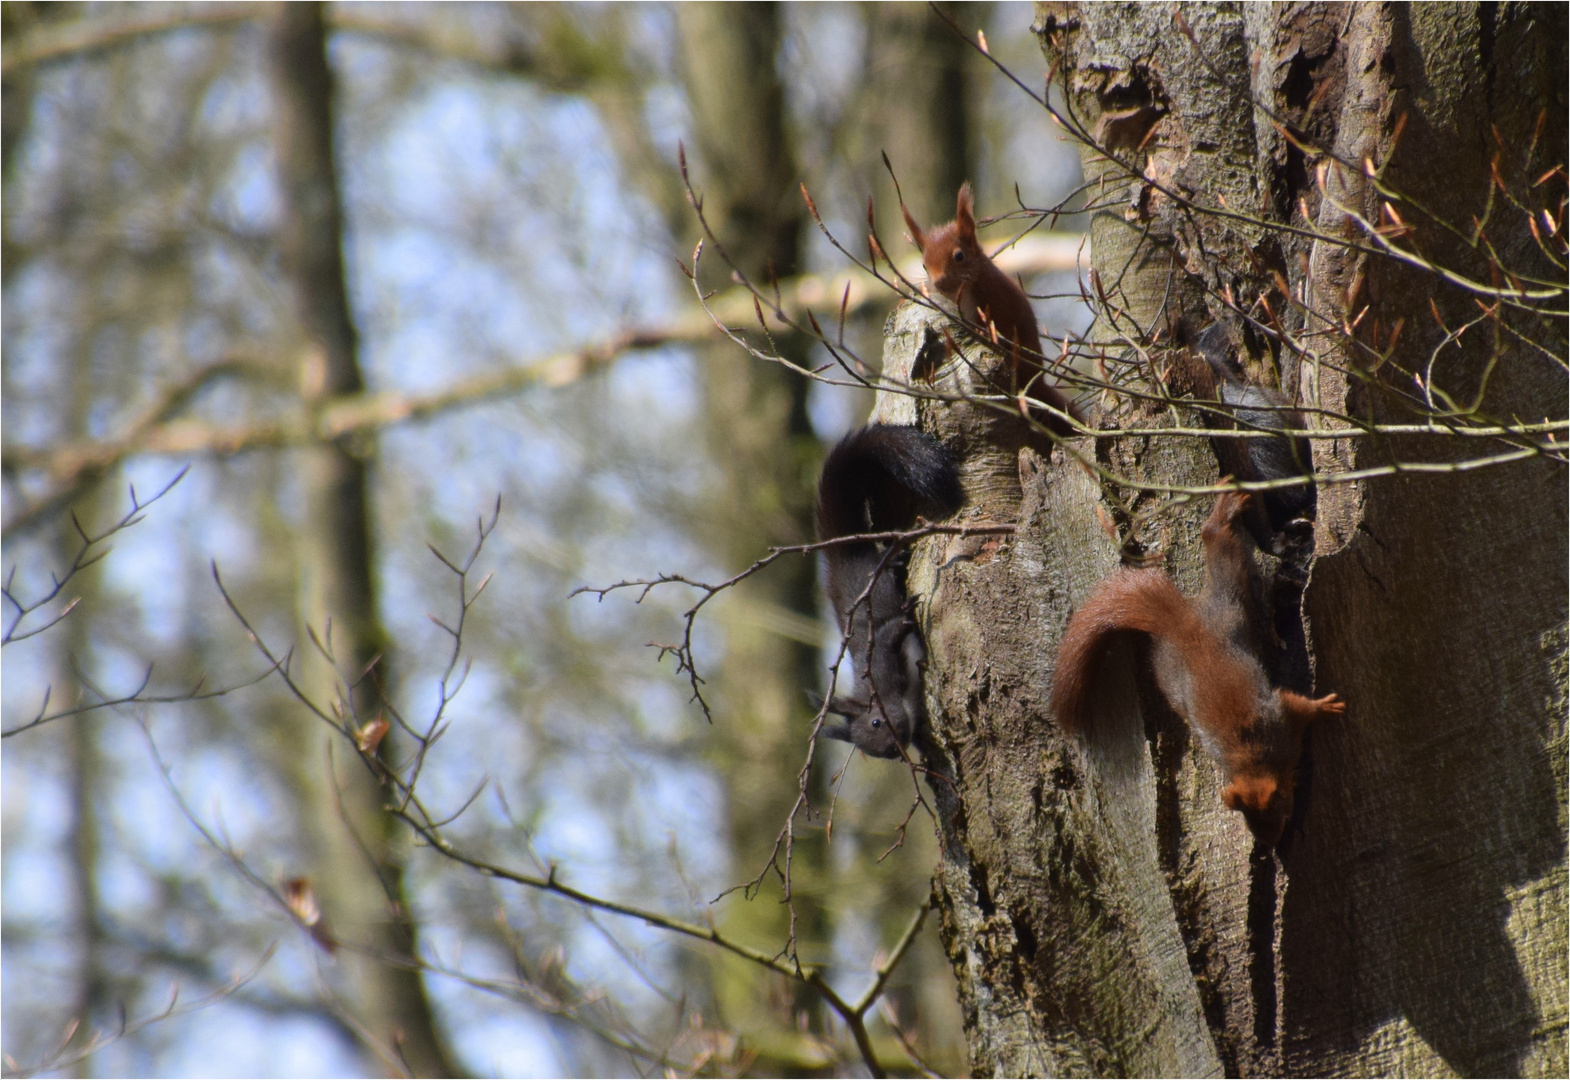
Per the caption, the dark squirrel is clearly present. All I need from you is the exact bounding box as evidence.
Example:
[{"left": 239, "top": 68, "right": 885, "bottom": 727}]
[
  {"left": 1188, "top": 322, "right": 1315, "bottom": 539},
  {"left": 815, "top": 424, "right": 963, "bottom": 758},
  {"left": 1052, "top": 491, "right": 1344, "bottom": 844}
]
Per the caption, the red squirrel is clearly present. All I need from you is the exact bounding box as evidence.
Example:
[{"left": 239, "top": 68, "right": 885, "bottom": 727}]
[
  {"left": 816, "top": 424, "right": 963, "bottom": 758},
  {"left": 901, "top": 183, "right": 1083, "bottom": 436},
  {"left": 1051, "top": 490, "right": 1345, "bottom": 844}
]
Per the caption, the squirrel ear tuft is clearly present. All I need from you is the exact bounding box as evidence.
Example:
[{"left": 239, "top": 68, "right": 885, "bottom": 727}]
[
  {"left": 955, "top": 182, "right": 975, "bottom": 238},
  {"left": 901, "top": 203, "right": 925, "bottom": 250},
  {"left": 824, "top": 695, "right": 860, "bottom": 720}
]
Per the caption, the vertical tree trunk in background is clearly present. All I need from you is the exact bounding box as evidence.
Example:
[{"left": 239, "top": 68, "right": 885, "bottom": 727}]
[
  {"left": 64, "top": 517, "right": 107, "bottom": 1079},
  {"left": 902, "top": 2, "right": 1567, "bottom": 1075},
  {"left": 675, "top": 4, "right": 830, "bottom": 1058},
  {"left": 849, "top": 3, "right": 979, "bottom": 1056},
  {"left": 862, "top": 1, "right": 973, "bottom": 229},
  {"left": 267, "top": 6, "right": 457, "bottom": 1076},
  {"left": 1, "top": 2, "right": 45, "bottom": 275},
  {"left": 56, "top": 264, "right": 119, "bottom": 1078}
]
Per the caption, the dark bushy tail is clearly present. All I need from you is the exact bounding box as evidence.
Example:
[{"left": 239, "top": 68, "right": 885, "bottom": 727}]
[
  {"left": 1051, "top": 569, "right": 1196, "bottom": 733},
  {"left": 815, "top": 425, "right": 963, "bottom": 543}
]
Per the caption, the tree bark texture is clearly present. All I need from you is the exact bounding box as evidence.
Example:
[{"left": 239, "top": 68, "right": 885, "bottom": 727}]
[
  {"left": 267, "top": 5, "right": 458, "bottom": 1076},
  {"left": 884, "top": 3, "right": 1566, "bottom": 1076}
]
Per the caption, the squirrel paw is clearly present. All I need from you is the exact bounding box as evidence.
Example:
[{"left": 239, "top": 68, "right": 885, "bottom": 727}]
[
  {"left": 1312, "top": 692, "right": 1347, "bottom": 716},
  {"left": 1280, "top": 689, "right": 1348, "bottom": 725}
]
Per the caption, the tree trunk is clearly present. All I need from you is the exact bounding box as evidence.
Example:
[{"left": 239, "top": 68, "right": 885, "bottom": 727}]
[
  {"left": 267, "top": 5, "right": 458, "bottom": 1076},
  {"left": 861, "top": 1, "right": 974, "bottom": 230},
  {"left": 63, "top": 516, "right": 108, "bottom": 1079},
  {"left": 894, "top": 3, "right": 1567, "bottom": 1075},
  {"left": 675, "top": 3, "right": 834, "bottom": 1057}
]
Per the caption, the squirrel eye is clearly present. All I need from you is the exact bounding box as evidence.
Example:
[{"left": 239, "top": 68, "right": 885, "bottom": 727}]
[
  {"left": 952, "top": 249, "right": 966, "bottom": 262},
  {"left": 870, "top": 718, "right": 882, "bottom": 728}
]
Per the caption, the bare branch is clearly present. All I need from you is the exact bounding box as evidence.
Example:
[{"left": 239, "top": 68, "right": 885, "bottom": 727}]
[
  {"left": 2, "top": 659, "right": 280, "bottom": 740},
  {"left": 201, "top": 511, "right": 929, "bottom": 1079},
  {"left": 0, "top": 3, "right": 261, "bottom": 76},
  {"left": 0, "top": 945, "right": 279, "bottom": 1080},
  {"left": 2, "top": 468, "right": 189, "bottom": 644},
  {"left": 574, "top": 521, "right": 1014, "bottom": 721}
]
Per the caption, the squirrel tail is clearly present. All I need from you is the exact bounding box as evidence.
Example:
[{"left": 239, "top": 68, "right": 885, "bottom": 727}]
[
  {"left": 815, "top": 425, "right": 963, "bottom": 543},
  {"left": 1051, "top": 569, "right": 1198, "bottom": 733}
]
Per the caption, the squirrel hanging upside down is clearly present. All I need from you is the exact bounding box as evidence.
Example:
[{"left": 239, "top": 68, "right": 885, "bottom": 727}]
[
  {"left": 901, "top": 183, "right": 1084, "bottom": 437},
  {"left": 815, "top": 424, "right": 963, "bottom": 759},
  {"left": 1051, "top": 490, "right": 1345, "bottom": 844}
]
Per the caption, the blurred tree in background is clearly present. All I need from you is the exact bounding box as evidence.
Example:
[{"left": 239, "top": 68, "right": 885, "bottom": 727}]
[{"left": 1, "top": 3, "right": 1088, "bottom": 1075}]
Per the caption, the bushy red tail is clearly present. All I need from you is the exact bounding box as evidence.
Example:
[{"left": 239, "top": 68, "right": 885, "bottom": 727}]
[{"left": 1051, "top": 569, "right": 1197, "bottom": 733}]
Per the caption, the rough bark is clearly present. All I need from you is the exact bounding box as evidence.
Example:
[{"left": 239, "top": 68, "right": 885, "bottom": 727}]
[
  {"left": 878, "top": 300, "right": 1224, "bottom": 1078},
  {"left": 888, "top": 3, "right": 1566, "bottom": 1076},
  {"left": 267, "top": 5, "right": 458, "bottom": 1076},
  {"left": 1285, "top": 6, "right": 1567, "bottom": 1076}
]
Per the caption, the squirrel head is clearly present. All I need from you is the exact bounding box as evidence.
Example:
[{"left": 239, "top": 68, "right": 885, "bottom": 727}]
[
  {"left": 1222, "top": 772, "right": 1292, "bottom": 845},
  {"left": 902, "top": 182, "right": 985, "bottom": 302},
  {"left": 821, "top": 696, "right": 911, "bottom": 759},
  {"left": 1214, "top": 688, "right": 1346, "bottom": 844}
]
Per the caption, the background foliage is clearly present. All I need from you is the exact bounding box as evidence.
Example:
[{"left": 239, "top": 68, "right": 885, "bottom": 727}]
[{"left": 1, "top": 3, "right": 1092, "bottom": 1075}]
